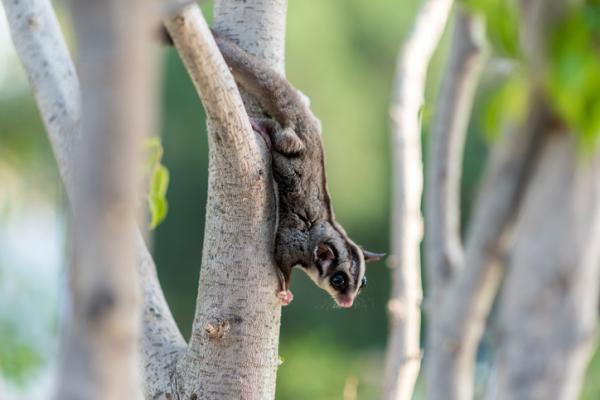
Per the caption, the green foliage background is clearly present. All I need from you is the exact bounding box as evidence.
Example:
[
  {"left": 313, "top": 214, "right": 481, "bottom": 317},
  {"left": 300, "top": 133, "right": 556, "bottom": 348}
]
[{"left": 1, "top": 0, "right": 600, "bottom": 398}]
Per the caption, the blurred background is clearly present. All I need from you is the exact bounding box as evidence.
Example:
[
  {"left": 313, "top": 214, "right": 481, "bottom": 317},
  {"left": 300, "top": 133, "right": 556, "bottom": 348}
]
[{"left": 0, "top": 0, "right": 599, "bottom": 399}]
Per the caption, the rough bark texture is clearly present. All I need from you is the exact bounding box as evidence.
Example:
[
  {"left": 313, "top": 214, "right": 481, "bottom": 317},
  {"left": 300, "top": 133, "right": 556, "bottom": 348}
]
[
  {"left": 56, "top": 0, "right": 156, "bottom": 398},
  {"left": 7, "top": 0, "right": 286, "bottom": 397},
  {"left": 138, "top": 231, "right": 186, "bottom": 398},
  {"left": 213, "top": 0, "right": 287, "bottom": 73},
  {"left": 492, "top": 133, "right": 600, "bottom": 400},
  {"left": 164, "top": 1, "right": 286, "bottom": 398},
  {"left": 7, "top": 0, "right": 292, "bottom": 397},
  {"left": 2, "top": 0, "right": 184, "bottom": 397},
  {"left": 382, "top": 0, "right": 453, "bottom": 398}
]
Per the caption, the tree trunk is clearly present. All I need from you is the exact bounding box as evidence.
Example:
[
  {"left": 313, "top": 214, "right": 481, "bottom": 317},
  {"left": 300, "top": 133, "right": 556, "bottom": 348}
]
[
  {"left": 492, "top": 132, "right": 600, "bottom": 400},
  {"left": 424, "top": 10, "right": 486, "bottom": 400},
  {"left": 487, "top": 0, "right": 600, "bottom": 397},
  {"left": 54, "top": 0, "right": 158, "bottom": 398},
  {"left": 383, "top": 0, "right": 453, "bottom": 398},
  {"left": 6, "top": 0, "right": 288, "bottom": 397},
  {"left": 164, "top": 1, "right": 287, "bottom": 398}
]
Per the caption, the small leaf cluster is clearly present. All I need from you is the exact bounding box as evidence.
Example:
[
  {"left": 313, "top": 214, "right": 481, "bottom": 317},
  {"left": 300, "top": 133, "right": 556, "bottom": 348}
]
[
  {"left": 462, "top": 0, "right": 520, "bottom": 58},
  {"left": 143, "top": 137, "right": 170, "bottom": 229},
  {"left": 461, "top": 0, "right": 526, "bottom": 140},
  {"left": 546, "top": 1, "right": 600, "bottom": 146},
  {"left": 0, "top": 326, "right": 43, "bottom": 384},
  {"left": 465, "top": 0, "right": 600, "bottom": 145}
]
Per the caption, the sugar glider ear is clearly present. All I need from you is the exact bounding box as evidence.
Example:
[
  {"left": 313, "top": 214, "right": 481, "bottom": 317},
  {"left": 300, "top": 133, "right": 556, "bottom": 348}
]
[
  {"left": 362, "top": 249, "right": 385, "bottom": 263},
  {"left": 314, "top": 243, "right": 335, "bottom": 270}
]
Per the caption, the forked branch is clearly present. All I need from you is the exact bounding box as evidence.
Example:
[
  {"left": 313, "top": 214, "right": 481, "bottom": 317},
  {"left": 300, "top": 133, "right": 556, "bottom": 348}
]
[
  {"left": 164, "top": 1, "right": 285, "bottom": 397},
  {"left": 1, "top": 1, "right": 185, "bottom": 397}
]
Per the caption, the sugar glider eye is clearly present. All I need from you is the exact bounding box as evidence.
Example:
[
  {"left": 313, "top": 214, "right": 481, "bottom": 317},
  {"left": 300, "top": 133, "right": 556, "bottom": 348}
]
[{"left": 330, "top": 272, "right": 346, "bottom": 289}]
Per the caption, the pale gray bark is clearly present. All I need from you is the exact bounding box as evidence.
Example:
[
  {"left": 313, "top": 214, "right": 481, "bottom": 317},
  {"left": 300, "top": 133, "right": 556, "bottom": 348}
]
[
  {"left": 492, "top": 132, "right": 600, "bottom": 400},
  {"left": 423, "top": 10, "right": 487, "bottom": 400},
  {"left": 164, "top": 1, "right": 286, "bottom": 398},
  {"left": 55, "top": 0, "right": 157, "bottom": 397},
  {"left": 138, "top": 231, "right": 186, "bottom": 398},
  {"left": 2, "top": 0, "right": 185, "bottom": 397},
  {"left": 423, "top": 9, "right": 567, "bottom": 400},
  {"left": 2, "top": 0, "right": 81, "bottom": 192},
  {"left": 425, "top": 9, "right": 485, "bottom": 301},
  {"left": 7, "top": 0, "right": 286, "bottom": 397},
  {"left": 382, "top": 0, "right": 454, "bottom": 398},
  {"left": 426, "top": 93, "right": 551, "bottom": 400},
  {"left": 488, "top": 0, "right": 600, "bottom": 398},
  {"left": 213, "top": 0, "right": 287, "bottom": 73}
]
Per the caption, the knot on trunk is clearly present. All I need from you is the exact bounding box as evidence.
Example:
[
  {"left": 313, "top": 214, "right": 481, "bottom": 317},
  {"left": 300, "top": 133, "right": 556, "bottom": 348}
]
[{"left": 205, "top": 319, "right": 231, "bottom": 339}]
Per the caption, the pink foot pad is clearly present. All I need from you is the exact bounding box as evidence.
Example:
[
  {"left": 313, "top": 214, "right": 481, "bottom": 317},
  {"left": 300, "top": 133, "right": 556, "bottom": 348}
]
[
  {"left": 277, "top": 290, "right": 294, "bottom": 306},
  {"left": 250, "top": 119, "right": 273, "bottom": 149}
]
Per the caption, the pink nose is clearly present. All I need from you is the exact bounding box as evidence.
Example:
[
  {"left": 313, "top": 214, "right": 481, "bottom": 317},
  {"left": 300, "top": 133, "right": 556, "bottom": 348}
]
[{"left": 338, "top": 298, "right": 354, "bottom": 308}]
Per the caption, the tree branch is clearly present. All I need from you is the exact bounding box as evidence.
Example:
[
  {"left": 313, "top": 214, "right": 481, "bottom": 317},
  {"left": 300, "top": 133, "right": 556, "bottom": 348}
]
[
  {"left": 424, "top": 9, "right": 485, "bottom": 297},
  {"left": 493, "top": 132, "right": 600, "bottom": 399},
  {"left": 382, "top": 0, "right": 454, "bottom": 398},
  {"left": 164, "top": 1, "right": 285, "bottom": 397},
  {"left": 164, "top": 4, "right": 257, "bottom": 157},
  {"left": 55, "top": 0, "right": 158, "bottom": 396},
  {"left": 137, "top": 231, "right": 186, "bottom": 397},
  {"left": 1, "top": 1, "right": 185, "bottom": 396},
  {"left": 423, "top": 10, "right": 489, "bottom": 400},
  {"left": 427, "top": 91, "right": 551, "bottom": 400},
  {"left": 490, "top": 0, "right": 600, "bottom": 397}
]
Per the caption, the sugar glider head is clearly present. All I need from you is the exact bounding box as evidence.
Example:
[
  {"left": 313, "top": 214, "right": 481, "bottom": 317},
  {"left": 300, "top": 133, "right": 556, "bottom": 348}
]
[{"left": 305, "top": 221, "right": 384, "bottom": 308}]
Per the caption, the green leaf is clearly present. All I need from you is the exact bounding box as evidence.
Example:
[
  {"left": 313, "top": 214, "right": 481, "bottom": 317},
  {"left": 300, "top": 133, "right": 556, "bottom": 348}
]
[
  {"left": 142, "top": 137, "right": 170, "bottom": 229},
  {"left": 546, "top": 2, "right": 600, "bottom": 146},
  {"left": 149, "top": 194, "right": 168, "bottom": 230},
  {"left": 150, "top": 165, "right": 170, "bottom": 198},
  {"left": 143, "top": 137, "right": 164, "bottom": 175}
]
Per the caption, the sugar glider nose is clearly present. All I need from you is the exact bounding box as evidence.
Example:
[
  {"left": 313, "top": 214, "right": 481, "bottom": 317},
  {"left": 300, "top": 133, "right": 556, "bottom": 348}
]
[{"left": 337, "top": 296, "right": 354, "bottom": 308}]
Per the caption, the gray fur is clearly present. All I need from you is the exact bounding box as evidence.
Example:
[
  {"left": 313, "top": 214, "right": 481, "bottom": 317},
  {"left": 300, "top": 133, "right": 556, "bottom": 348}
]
[{"left": 213, "top": 31, "right": 382, "bottom": 306}]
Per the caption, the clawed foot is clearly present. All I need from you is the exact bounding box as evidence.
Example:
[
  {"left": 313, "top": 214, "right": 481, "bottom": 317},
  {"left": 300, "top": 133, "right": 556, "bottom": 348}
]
[{"left": 277, "top": 290, "right": 294, "bottom": 306}]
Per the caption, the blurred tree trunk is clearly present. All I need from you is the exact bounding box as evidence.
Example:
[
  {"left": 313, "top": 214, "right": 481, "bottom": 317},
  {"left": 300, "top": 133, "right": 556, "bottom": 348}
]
[
  {"left": 5, "top": 0, "right": 287, "bottom": 398},
  {"left": 424, "top": 9, "right": 491, "bottom": 400},
  {"left": 422, "top": 0, "right": 600, "bottom": 398},
  {"left": 383, "top": 0, "right": 453, "bottom": 399},
  {"left": 55, "top": 0, "right": 157, "bottom": 398},
  {"left": 492, "top": 129, "right": 600, "bottom": 400},
  {"left": 489, "top": 0, "right": 600, "bottom": 398}
]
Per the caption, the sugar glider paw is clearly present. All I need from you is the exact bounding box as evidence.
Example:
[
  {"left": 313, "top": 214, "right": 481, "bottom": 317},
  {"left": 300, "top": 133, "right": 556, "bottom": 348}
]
[{"left": 277, "top": 290, "right": 294, "bottom": 306}]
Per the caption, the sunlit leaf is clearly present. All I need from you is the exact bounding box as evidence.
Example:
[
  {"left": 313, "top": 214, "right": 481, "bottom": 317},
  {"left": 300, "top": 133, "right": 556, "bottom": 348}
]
[
  {"left": 149, "top": 194, "right": 168, "bottom": 230},
  {"left": 143, "top": 137, "right": 170, "bottom": 229},
  {"left": 546, "top": 2, "right": 600, "bottom": 147},
  {"left": 150, "top": 165, "right": 169, "bottom": 198}
]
